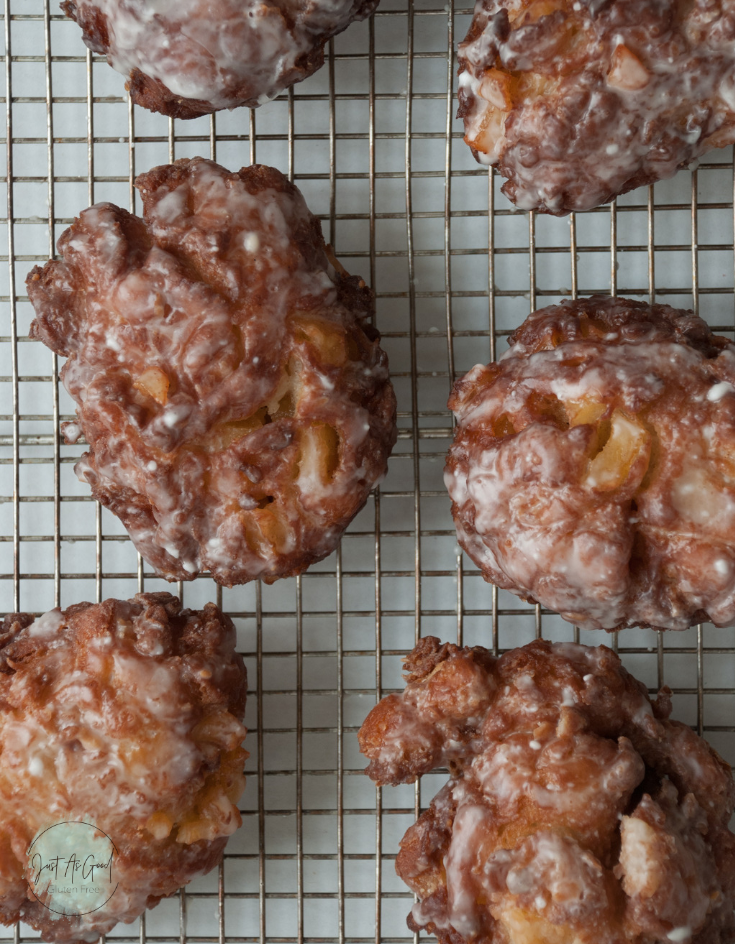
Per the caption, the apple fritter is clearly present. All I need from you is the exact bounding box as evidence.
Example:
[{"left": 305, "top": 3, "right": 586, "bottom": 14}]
[
  {"left": 359, "top": 637, "right": 735, "bottom": 944},
  {"left": 458, "top": 0, "right": 735, "bottom": 213},
  {"left": 0, "top": 592, "right": 247, "bottom": 943},
  {"left": 446, "top": 295, "right": 735, "bottom": 632},
  {"left": 62, "top": 0, "right": 379, "bottom": 118},
  {"left": 27, "top": 158, "right": 397, "bottom": 586}
]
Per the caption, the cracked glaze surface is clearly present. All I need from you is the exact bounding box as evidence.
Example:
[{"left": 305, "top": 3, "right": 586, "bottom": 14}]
[
  {"left": 359, "top": 637, "right": 735, "bottom": 944},
  {"left": 445, "top": 295, "right": 735, "bottom": 632},
  {"left": 62, "top": 0, "right": 378, "bottom": 118},
  {"left": 28, "top": 158, "right": 396, "bottom": 587},
  {"left": 458, "top": 0, "right": 735, "bottom": 213},
  {"left": 0, "top": 592, "right": 247, "bottom": 944}
]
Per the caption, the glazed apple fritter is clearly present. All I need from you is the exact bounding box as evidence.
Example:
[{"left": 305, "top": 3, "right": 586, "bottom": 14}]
[
  {"left": 359, "top": 637, "right": 735, "bottom": 944},
  {"left": 0, "top": 592, "right": 247, "bottom": 943},
  {"left": 27, "top": 157, "right": 397, "bottom": 587},
  {"left": 446, "top": 295, "right": 735, "bottom": 632},
  {"left": 458, "top": 0, "right": 735, "bottom": 213},
  {"left": 62, "top": 0, "right": 379, "bottom": 118}
]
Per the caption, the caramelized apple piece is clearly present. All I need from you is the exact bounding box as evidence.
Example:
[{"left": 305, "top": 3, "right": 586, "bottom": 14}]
[
  {"left": 585, "top": 409, "right": 649, "bottom": 490},
  {"left": 243, "top": 505, "right": 294, "bottom": 556},
  {"left": 145, "top": 811, "right": 173, "bottom": 840},
  {"left": 480, "top": 69, "right": 515, "bottom": 111},
  {"left": 293, "top": 316, "right": 348, "bottom": 366},
  {"left": 607, "top": 45, "right": 650, "bottom": 91},
  {"left": 298, "top": 423, "right": 340, "bottom": 490},
  {"left": 209, "top": 407, "right": 268, "bottom": 450},
  {"left": 209, "top": 364, "right": 298, "bottom": 451},
  {"left": 266, "top": 365, "right": 297, "bottom": 418},
  {"left": 176, "top": 742, "right": 247, "bottom": 845},
  {"left": 566, "top": 400, "right": 606, "bottom": 427},
  {"left": 134, "top": 366, "right": 170, "bottom": 404},
  {"left": 468, "top": 107, "right": 507, "bottom": 161},
  {"left": 517, "top": 0, "right": 565, "bottom": 22}
]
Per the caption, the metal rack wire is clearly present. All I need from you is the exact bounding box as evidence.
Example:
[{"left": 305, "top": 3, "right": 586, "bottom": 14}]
[{"left": 2, "top": 0, "right": 735, "bottom": 941}]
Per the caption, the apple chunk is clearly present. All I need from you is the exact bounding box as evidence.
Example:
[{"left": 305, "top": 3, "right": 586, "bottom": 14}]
[
  {"left": 566, "top": 399, "right": 606, "bottom": 427},
  {"left": 585, "top": 409, "right": 650, "bottom": 491},
  {"left": 298, "top": 423, "right": 340, "bottom": 491},
  {"left": 607, "top": 44, "right": 650, "bottom": 91},
  {"left": 292, "top": 316, "right": 348, "bottom": 367},
  {"left": 134, "top": 366, "right": 170, "bottom": 405}
]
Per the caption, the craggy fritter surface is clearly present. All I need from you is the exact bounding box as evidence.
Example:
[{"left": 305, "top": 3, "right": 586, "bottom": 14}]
[
  {"left": 457, "top": 0, "right": 735, "bottom": 213},
  {"left": 62, "top": 0, "right": 378, "bottom": 118},
  {"left": 445, "top": 295, "right": 735, "bottom": 632},
  {"left": 359, "top": 637, "right": 735, "bottom": 944},
  {"left": 27, "top": 157, "right": 396, "bottom": 586},
  {"left": 0, "top": 592, "right": 247, "bottom": 943}
]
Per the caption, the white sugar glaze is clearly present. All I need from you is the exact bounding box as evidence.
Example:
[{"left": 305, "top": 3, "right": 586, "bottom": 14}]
[
  {"left": 360, "top": 637, "right": 735, "bottom": 944},
  {"left": 446, "top": 298, "right": 735, "bottom": 631},
  {"left": 28, "top": 159, "right": 396, "bottom": 586},
  {"left": 457, "top": 0, "right": 735, "bottom": 213},
  {"left": 0, "top": 594, "right": 248, "bottom": 943},
  {"left": 70, "top": 0, "right": 376, "bottom": 112}
]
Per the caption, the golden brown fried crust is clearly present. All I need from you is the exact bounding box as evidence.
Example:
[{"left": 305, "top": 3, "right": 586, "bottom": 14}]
[
  {"left": 457, "top": 0, "right": 735, "bottom": 213},
  {"left": 359, "top": 638, "right": 735, "bottom": 944},
  {"left": 445, "top": 295, "right": 735, "bottom": 632},
  {"left": 27, "top": 157, "right": 396, "bottom": 586},
  {"left": 0, "top": 592, "right": 248, "bottom": 944},
  {"left": 61, "top": 0, "right": 379, "bottom": 119}
]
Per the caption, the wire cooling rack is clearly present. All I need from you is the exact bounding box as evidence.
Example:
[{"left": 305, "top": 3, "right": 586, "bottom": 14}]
[{"left": 2, "top": 0, "right": 735, "bottom": 941}]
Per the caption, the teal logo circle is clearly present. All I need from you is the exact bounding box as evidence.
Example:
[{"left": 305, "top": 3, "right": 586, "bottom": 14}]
[{"left": 26, "top": 821, "right": 118, "bottom": 917}]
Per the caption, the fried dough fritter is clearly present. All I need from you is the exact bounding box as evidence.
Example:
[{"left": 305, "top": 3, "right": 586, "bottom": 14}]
[
  {"left": 359, "top": 637, "right": 735, "bottom": 944},
  {"left": 27, "top": 157, "right": 397, "bottom": 587},
  {"left": 62, "top": 0, "right": 379, "bottom": 119},
  {"left": 0, "top": 592, "right": 247, "bottom": 943},
  {"left": 457, "top": 0, "right": 735, "bottom": 213},
  {"left": 445, "top": 295, "right": 735, "bottom": 632}
]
